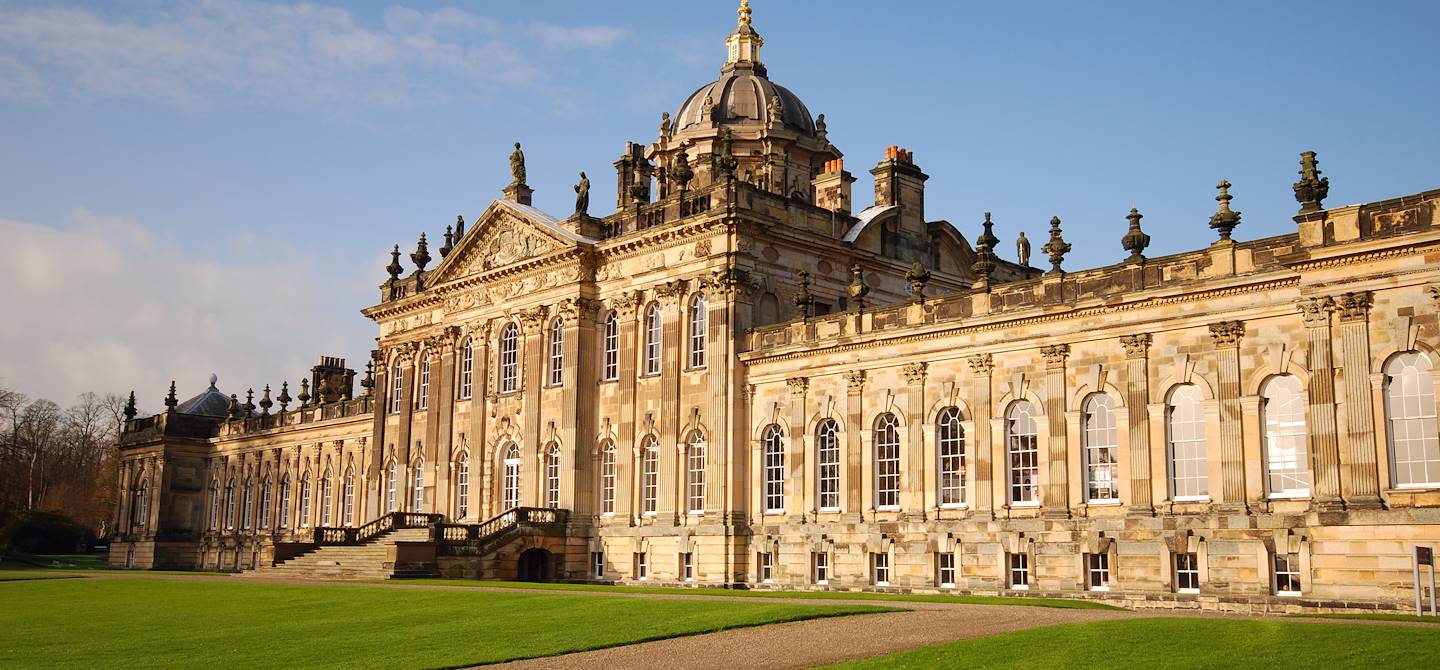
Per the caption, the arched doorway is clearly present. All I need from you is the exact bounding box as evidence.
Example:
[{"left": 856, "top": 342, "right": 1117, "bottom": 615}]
[{"left": 517, "top": 548, "right": 552, "bottom": 582}]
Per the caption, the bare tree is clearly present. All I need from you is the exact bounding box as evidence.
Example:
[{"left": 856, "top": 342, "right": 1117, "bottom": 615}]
[{"left": 19, "top": 399, "right": 62, "bottom": 511}]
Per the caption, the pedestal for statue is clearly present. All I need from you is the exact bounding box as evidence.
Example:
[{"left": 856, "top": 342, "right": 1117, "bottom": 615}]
[
  {"left": 564, "top": 213, "right": 604, "bottom": 239},
  {"left": 503, "top": 182, "right": 534, "bottom": 206}
]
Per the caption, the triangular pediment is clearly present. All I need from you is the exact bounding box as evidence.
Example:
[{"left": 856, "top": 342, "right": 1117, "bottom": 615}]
[{"left": 427, "top": 199, "right": 596, "bottom": 285}]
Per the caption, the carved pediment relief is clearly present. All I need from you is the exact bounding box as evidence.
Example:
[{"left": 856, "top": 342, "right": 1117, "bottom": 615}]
[
  {"left": 426, "top": 201, "right": 585, "bottom": 286},
  {"left": 472, "top": 218, "right": 559, "bottom": 273}
]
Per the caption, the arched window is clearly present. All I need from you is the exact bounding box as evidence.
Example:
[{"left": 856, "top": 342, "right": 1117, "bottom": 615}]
[
  {"left": 298, "top": 474, "right": 312, "bottom": 527},
  {"left": 874, "top": 413, "right": 901, "bottom": 509},
  {"left": 1385, "top": 352, "right": 1440, "bottom": 487},
  {"left": 208, "top": 481, "right": 220, "bottom": 530},
  {"left": 320, "top": 470, "right": 334, "bottom": 526},
  {"left": 937, "top": 407, "right": 966, "bottom": 506},
  {"left": 278, "top": 475, "right": 291, "bottom": 528},
  {"left": 411, "top": 458, "right": 425, "bottom": 512},
  {"left": 757, "top": 292, "right": 779, "bottom": 324},
  {"left": 390, "top": 361, "right": 404, "bottom": 413},
  {"left": 259, "top": 477, "right": 272, "bottom": 529},
  {"left": 342, "top": 469, "right": 355, "bottom": 526},
  {"left": 816, "top": 419, "right": 840, "bottom": 511},
  {"left": 549, "top": 318, "right": 565, "bottom": 386},
  {"left": 417, "top": 356, "right": 430, "bottom": 410},
  {"left": 686, "top": 432, "right": 706, "bottom": 514},
  {"left": 1262, "top": 375, "right": 1310, "bottom": 497},
  {"left": 545, "top": 444, "right": 562, "bottom": 509},
  {"left": 459, "top": 338, "right": 474, "bottom": 400},
  {"left": 132, "top": 477, "right": 149, "bottom": 526},
  {"left": 1167, "top": 384, "right": 1208, "bottom": 500},
  {"left": 599, "top": 441, "right": 616, "bottom": 515},
  {"left": 1006, "top": 401, "right": 1039, "bottom": 505},
  {"left": 688, "top": 294, "right": 708, "bottom": 369},
  {"left": 384, "top": 462, "right": 397, "bottom": 514},
  {"left": 241, "top": 478, "right": 254, "bottom": 529},
  {"left": 224, "top": 478, "right": 237, "bottom": 529},
  {"left": 643, "top": 303, "right": 662, "bottom": 376},
  {"left": 500, "top": 323, "right": 519, "bottom": 393},
  {"left": 602, "top": 312, "right": 620, "bottom": 381},
  {"left": 1082, "top": 394, "right": 1119, "bottom": 503},
  {"left": 762, "top": 425, "right": 785, "bottom": 513},
  {"left": 454, "top": 455, "right": 470, "bottom": 519},
  {"left": 640, "top": 437, "right": 659, "bottom": 515},
  {"left": 502, "top": 444, "right": 521, "bottom": 511}
]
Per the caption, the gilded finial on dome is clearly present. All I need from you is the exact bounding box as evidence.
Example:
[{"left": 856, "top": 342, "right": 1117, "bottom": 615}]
[{"left": 738, "top": 0, "right": 752, "bottom": 27}]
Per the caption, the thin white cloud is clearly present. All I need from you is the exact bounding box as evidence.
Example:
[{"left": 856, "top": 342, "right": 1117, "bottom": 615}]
[
  {"left": 528, "top": 22, "right": 631, "bottom": 50},
  {"left": 0, "top": 209, "right": 374, "bottom": 406},
  {"left": 0, "top": 2, "right": 626, "bottom": 109}
]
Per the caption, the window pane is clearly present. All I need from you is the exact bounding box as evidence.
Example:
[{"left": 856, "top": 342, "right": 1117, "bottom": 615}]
[
  {"left": 1386, "top": 352, "right": 1440, "bottom": 487},
  {"left": 938, "top": 407, "right": 966, "bottom": 505},
  {"left": 1167, "top": 385, "right": 1208, "bottom": 498},
  {"left": 1007, "top": 402, "right": 1039, "bottom": 504},
  {"left": 874, "top": 414, "right": 901, "bottom": 508},
  {"left": 1082, "top": 394, "right": 1119, "bottom": 502}
]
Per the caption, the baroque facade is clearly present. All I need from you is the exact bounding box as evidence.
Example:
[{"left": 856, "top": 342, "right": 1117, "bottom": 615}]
[{"left": 113, "top": 3, "right": 1440, "bottom": 612}]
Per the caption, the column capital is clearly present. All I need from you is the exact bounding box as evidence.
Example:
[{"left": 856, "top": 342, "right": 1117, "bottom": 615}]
[
  {"left": 845, "top": 370, "right": 867, "bottom": 393},
  {"left": 1335, "top": 290, "right": 1373, "bottom": 322},
  {"left": 1119, "top": 333, "right": 1152, "bottom": 359},
  {"left": 902, "top": 362, "right": 928, "bottom": 385},
  {"left": 1208, "top": 320, "right": 1245, "bottom": 348},
  {"left": 966, "top": 353, "right": 994, "bottom": 376},
  {"left": 1039, "top": 344, "right": 1070, "bottom": 370},
  {"left": 786, "top": 376, "right": 809, "bottom": 395},
  {"left": 1427, "top": 283, "right": 1440, "bottom": 308},
  {"left": 610, "top": 290, "right": 643, "bottom": 319},
  {"left": 654, "top": 278, "right": 689, "bottom": 306},
  {"left": 1295, "top": 296, "right": 1334, "bottom": 328}
]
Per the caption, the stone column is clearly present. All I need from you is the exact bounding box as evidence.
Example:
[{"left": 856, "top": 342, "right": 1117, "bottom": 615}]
[
  {"left": 1336, "top": 291, "right": 1381, "bottom": 506},
  {"left": 1039, "top": 345, "right": 1069, "bottom": 516},
  {"left": 518, "top": 305, "right": 549, "bottom": 507},
  {"left": 1120, "top": 334, "right": 1154, "bottom": 513},
  {"left": 1209, "top": 321, "right": 1247, "bottom": 508},
  {"left": 368, "top": 349, "right": 389, "bottom": 519},
  {"left": 903, "top": 363, "right": 928, "bottom": 520},
  {"left": 657, "top": 281, "right": 687, "bottom": 525},
  {"left": 787, "top": 376, "right": 809, "bottom": 521},
  {"left": 845, "top": 370, "right": 866, "bottom": 518},
  {"left": 433, "top": 330, "right": 458, "bottom": 516},
  {"left": 561, "top": 298, "right": 600, "bottom": 518},
  {"left": 614, "top": 293, "right": 641, "bottom": 523},
  {"left": 967, "top": 354, "right": 995, "bottom": 516},
  {"left": 1296, "top": 297, "right": 1342, "bottom": 508},
  {"left": 395, "top": 344, "right": 417, "bottom": 510}
]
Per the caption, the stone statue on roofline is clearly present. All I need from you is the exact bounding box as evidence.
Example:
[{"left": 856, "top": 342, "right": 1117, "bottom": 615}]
[
  {"left": 574, "top": 171, "right": 590, "bottom": 216},
  {"left": 509, "top": 142, "right": 526, "bottom": 185},
  {"left": 1016, "top": 231, "right": 1031, "bottom": 267}
]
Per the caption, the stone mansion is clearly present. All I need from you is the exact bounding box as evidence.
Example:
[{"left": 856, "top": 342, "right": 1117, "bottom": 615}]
[{"left": 112, "top": 3, "right": 1440, "bottom": 611}]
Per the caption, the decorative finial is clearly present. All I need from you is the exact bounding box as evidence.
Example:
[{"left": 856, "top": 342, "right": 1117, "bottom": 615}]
[
  {"left": 1041, "top": 216, "right": 1071, "bottom": 275},
  {"left": 1209, "top": 180, "right": 1242, "bottom": 242},
  {"left": 1293, "top": 151, "right": 1329, "bottom": 214},
  {"left": 208, "top": 373, "right": 218, "bottom": 389},
  {"left": 717, "top": 128, "right": 738, "bottom": 178},
  {"left": 164, "top": 381, "right": 178, "bottom": 410},
  {"left": 1122, "top": 207, "right": 1151, "bottom": 262},
  {"left": 386, "top": 244, "right": 403, "bottom": 282},
  {"left": 243, "top": 388, "right": 256, "bottom": 415},
  {"left": 793, "top": 270, "right": 814, "bottom": 318},
  {"left": 672, "top": 142, "right": 694, "bottom": 192},
  {"left": 847, "top": 264, "right": 870, "bottom": 312},
  {"left": 277, "top": 381, "right": 292, "bottom": 412},
  {"left": 738, "top": 0, "right": 752, "bottom": 26},
  {"left": 971, "top": 212, "right": 998, "bottom": 282},
  {"left": 440, "top": 224, "right": 454, "bottom": 258},
  {"left": 123, "top": 391, "right": 137, "bottom": 421},
  {"left": 411, "top": 233, "right": 431, "bottom": 273},
  {"left": 1015, "top": 231, "right": 1031, "bottom": 267},
  {"left": 360, "top": 361, "right": 375, "bottom": 397},
  {"left": 227, "top": 393, "right": 240, "bottom": 419},
  {"left": 454, "top": 214, "right": 465, "bottom": 239},
  {"left": 258, "top": 384, "right": 273, "bottom": 416},
  {"left": 905, "top": 260, "right": 932, "bottom": 303},
  {"left": 297, "top": 378, "right": 311, "bottom": 407}
]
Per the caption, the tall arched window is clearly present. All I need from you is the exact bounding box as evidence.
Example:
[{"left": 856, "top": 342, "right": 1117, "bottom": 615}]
[
  {"left": 763, "top": 425, "right": 785, "bottom": 513},
  {"left": 224, "top": 478, "right": 237, "bottom": 529},
  {"left": 1006, "top": 401, "right": 1039, "bottom": 505},
  {"left": 459, "top": 338, "right": 474, "bottom": 399},
  {"left": 688, "top": 294, "right": 708, "bottom": 369},
  {"left": 640, "top": 437, "right": 659, "bottom": 515},
  {"left": 686, "top": 432, "right": 706, "bottom": 514},
  {"left": 602, "top": 312, "right": 619, "bottom": 381},
  {"left": 499, "top": 323, "right": 519, "bottom": 393},
  {"left": 643, "top": 303, "right": 662, "bottom": 376},
  {"left": 816, "top": 419, "right": 840, "bottom": 511},
  {"left": 411, "top": 458, "right": 425, "bottom": 512},
  {"left": 390, "top": 361, "right": 403, "bottom": 413},
  {"left": 384, "top": 462, "right": 397, "bottom": 513},
  {"left": 417, "top": 356, "right": 430, "bottom": 410},
  {"left": 279, "top": 475, "right": 291, "bottom": 528},
  {"left": 1262, "top": 375, "right": 1310, "bottom": 497},
  {"left": 545, "top": 444, "right": 562, "bottom": 509},
  {"left": 549, "top": 318, "right": 565, "bottom": 386},
  {"left": 1167, "top": 384, "right": 1208, "bottom": 500},
  {"left": 259, "top": 477, "right": 272, "bottom": 529},
  {"left": 342, "top": 469, "right": 355, "bottom": 526},
  {"left": 1385, "top": 352, "right": 1440, "bottom": 487},
  {"left": 1082, "top": 394, "right": 1119, "bottom": 503},
  {"left": 874, "top": 413, "right": 901, "bottom": 509},
  {"left": 502, "top": 445, "right": 521, "bottom": 511},
  {"left": 133, "top": 477, "right": 150, "bottom": 526},
  {"left": 454, "top": 455, "right": 470, "bottom": 519},
  {"left": 298, "top": 474, "right": 312, "bottom": 527},
  {"left": 241, "top": 478, "right": 254, "bottom": 529},
  {"left": 937, "top": 407, "right": 966, "bottom": 507},
  {"left": 320, "top": 470, "right": 334, "bottom": 525},
  {"left": 599, "top": 441, "right": 616, "bottom": 515},
  {"left": 208, "top": 481, "right": 220, "bottom": 530}
]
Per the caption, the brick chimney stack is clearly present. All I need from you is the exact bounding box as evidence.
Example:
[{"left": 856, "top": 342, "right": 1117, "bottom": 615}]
[
  {"left": 812, "top": 158, "right": 856, "bottom": 214},
  {"left": 870, "top": 146, "right": 929, "bottom": 227}
]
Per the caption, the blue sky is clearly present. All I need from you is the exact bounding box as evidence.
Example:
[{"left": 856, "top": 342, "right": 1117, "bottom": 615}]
[{"left": 2, "top": 0, "right": 1438, "bottom": 406}]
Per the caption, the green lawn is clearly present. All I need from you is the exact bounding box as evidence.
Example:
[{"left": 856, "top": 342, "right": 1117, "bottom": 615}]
[
  {"left": 0, "top": 571, "right": 83, "bottom": 582},
  {"left": 395, "top": 578, "right": 1124, "bottom": 610},
  {"left": 0, "top": 577, "right": 895, "bottom": 669},
  {"left": 827, "top": 617, "right": 1440, "bottom": 669},
  {"left": 1288, "top": 612, "right": 1440, "bottom": 624},
  {"left": 0, "top": 553, "right": 108, "bottom": 570}
]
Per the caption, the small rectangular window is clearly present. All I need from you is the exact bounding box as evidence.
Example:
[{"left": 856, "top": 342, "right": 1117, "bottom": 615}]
[
  {"left": 1087, "top": 552, "right": 1111, "bottom": 591},
  {"left": 683, "top": 552, "right": 694, "bottom": 582},
  {"left": 1008, "top": 552, "right": 1030, "bottom": 590},
  {"left": 1274, "top": 553, "right": 1302, "bottom": 596},
  {"left": 938, "top": 553, "right": 956, "bottom": 588},
  {"left": 592, "top": 551, "right": 605, "bottom": 579},
  {"left": 1175, "top": 552, "right": 1200, "bottom": 593},
  {"left": 812, "top": 552, "right": 829, "bottom": 585},
  {"left": 635, "top": 552, "right": 648, "bottom": 581},
  {"left": 872, "top": 552, "right": 890, "bottom": 586},
  {"left": 760, "top": 552, "right": 773, "bottom": 583}
]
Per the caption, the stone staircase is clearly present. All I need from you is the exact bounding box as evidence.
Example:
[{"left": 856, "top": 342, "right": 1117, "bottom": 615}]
[{"left": 250, "top": 527, "right": 436, "bottom": 580}]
